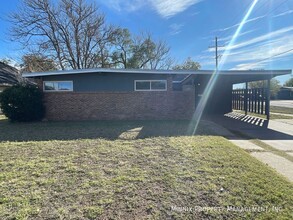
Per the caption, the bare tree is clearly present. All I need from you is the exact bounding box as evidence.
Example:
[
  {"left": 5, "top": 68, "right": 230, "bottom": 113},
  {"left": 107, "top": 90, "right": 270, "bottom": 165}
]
[
  {"left": 111, "top": 31, "right": 172, "bottom": 69},
  {"left": 10, "top": 0, "right": 175, "bottom": 70},
  {"left": 148, "top": 40, "right": 173, "bottom": 69},
  {"left": 173, "top": 57, "right": 201, "bottom": 70},
  {"left": 129, "top": 33, "right": 171, "bottom": 69},
  {"left": 10, "top": 0, "right": 117, "bottom": 69},
  {"left": 111, "top": 28, "right": 133, "bottom": 68},
  {"left": 20, "top": 54, "right": 57, "bottom": 73}
]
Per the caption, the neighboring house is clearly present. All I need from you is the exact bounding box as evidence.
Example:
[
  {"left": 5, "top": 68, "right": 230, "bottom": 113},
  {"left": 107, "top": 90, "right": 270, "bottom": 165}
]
[
  {"left": 23, "top": 68, "right": 291, "bottom": 121},
  {"left": 0, "top": 62, "right": 21, "bottom": 92},
  {"left": 277, "top": 86, "right": 293, "bottom": 100},
  {"left": 0, "top": 62, "right": 22, "bottom": 114}
]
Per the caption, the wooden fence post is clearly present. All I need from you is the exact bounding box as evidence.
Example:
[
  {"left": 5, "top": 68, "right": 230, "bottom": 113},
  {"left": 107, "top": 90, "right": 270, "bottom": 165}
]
[
  {"left": 244, "top": 82, "right": 248, "bottom": 115},
  {"left": 266, "top": 79, "right": 271, "bottom": 120}
]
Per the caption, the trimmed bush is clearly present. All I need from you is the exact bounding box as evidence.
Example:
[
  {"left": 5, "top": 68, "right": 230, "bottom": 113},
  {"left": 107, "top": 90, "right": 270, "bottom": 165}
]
[{"left": 0, "top": 85, "right": 45, "bottom": 122}]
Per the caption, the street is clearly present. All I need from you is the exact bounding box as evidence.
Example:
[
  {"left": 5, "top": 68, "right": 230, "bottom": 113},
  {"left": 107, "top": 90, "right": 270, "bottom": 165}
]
[{"left": 271, "top": 100, "right": 293, "bottom": 108}]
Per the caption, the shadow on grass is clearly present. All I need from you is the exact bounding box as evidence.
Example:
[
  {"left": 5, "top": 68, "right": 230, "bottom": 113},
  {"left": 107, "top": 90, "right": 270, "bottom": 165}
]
[
  {"left": 2, "top": 112, "right": 293, "bottom": 142},
  {"left": 0, "top": 117, "right": 214, "bottom": 142}
]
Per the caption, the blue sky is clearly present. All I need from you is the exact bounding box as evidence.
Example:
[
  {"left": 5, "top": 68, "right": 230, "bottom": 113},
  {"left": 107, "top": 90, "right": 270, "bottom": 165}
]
[{"left": 0, "top": 0, "right": 292, "bottom": 84}]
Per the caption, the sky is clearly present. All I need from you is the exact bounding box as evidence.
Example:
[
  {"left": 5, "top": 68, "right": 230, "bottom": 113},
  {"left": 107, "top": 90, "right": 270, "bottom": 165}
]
[{"left": 0, "top": 0, "right": 292, "bottom": 84}]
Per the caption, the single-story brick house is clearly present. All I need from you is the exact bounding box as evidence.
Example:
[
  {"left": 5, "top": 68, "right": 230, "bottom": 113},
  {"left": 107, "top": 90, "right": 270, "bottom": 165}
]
[
  {"left": 0, "top": 62, "right": 25, "bottom": 114},
  {"left": 277, "top": 86, "right": 293, "bottom": 100},
  {"left": 23, "top": 68, "right": 291, "bottom": 121}
]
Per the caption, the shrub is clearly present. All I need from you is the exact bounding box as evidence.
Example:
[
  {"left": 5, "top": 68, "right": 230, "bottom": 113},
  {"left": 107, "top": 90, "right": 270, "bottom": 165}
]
[{"left": 0, "top": 84, "right": 45, "bottom": 122}]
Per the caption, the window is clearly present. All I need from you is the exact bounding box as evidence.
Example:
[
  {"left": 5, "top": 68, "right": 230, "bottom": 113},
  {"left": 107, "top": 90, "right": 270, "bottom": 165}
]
[
  {"left": 135, "top": 81, "right": 151, "bottom": 90},
  {"left": 151, "top": 81, "right": 166, "bottom": 90},
  {"left": 134, "top": 80, "right": 167, "bottom": 91},
  {"left": 43, "top": 81, "right": 73, "bottom": 92}
]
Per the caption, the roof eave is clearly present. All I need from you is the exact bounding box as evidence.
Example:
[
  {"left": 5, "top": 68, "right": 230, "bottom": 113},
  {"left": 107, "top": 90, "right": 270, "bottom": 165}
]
[{"left": 22, "top": 68, "right": 292, "bottom": 78}]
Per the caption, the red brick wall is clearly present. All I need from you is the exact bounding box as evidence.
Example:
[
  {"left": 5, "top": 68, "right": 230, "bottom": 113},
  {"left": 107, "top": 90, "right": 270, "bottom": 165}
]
[{"left": 43, "top": 91, "right": 195, "bottom": 120}]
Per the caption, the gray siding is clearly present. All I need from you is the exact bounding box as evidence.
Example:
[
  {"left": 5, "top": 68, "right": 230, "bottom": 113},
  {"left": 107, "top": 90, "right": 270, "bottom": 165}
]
[{"left": 42, "top": 73, "right": 170, "bottom": 92}]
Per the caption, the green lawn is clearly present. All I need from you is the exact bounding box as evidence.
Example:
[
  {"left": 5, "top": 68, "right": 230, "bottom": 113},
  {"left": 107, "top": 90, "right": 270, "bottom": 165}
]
[
  {"left": 270, "top": 106, "right": 293, "bottom": 115},
  {"left": 0, "top": 117, "right": 292, "bottom": 219}
]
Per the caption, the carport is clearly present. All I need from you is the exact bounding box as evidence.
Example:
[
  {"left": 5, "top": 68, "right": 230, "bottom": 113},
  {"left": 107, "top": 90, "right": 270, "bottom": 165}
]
[{"left": 179, "top": 70, "right": 292, "bottom": 119}]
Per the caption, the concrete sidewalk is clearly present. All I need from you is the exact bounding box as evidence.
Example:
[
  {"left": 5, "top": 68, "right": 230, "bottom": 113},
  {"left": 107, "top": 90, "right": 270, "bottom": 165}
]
[{"left": 208, "top": 113, "right": 293, "bottom": 182}]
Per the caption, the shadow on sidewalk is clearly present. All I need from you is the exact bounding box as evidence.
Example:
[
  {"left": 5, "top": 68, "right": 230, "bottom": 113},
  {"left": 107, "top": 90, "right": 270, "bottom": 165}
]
[{"left": 210, "top": 112, "right": 293, "bottom": 141}]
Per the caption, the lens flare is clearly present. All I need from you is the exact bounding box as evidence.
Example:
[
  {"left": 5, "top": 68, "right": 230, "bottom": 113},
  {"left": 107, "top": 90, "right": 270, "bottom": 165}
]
[{"left": 188, "top": 0, "right": 259, "bottom": 135}]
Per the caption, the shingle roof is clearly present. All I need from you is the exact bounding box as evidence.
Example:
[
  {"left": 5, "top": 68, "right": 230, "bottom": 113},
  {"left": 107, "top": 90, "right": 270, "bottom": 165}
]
[{"left": 0, "top": 62, "right": 21, "bottom": 86}]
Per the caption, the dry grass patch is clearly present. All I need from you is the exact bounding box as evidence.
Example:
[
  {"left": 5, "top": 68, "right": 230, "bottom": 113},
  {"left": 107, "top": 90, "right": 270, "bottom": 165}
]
[
  {"left": 0, "top": 118, "right": 292, "bottom": 219},
  {"left": 1, "top": 134, "right": 292, "bottom": 219}
]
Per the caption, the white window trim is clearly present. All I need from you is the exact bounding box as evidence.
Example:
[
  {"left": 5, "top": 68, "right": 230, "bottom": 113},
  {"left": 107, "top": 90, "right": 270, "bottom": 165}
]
[
  {"left": 43, "top": 81, "right": 73, "bottom": 92},
  {"left": 134, "top": 80, "right": 167, "bottom": 91}
]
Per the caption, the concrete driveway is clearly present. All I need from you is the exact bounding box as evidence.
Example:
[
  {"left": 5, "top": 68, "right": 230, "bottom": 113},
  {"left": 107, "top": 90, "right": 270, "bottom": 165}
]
[
  {"left": 209, "top": 113, "right": 293, "bottom": 182},
  {"left": 271, "top": 100, "right": 293, "bottom": 108}
]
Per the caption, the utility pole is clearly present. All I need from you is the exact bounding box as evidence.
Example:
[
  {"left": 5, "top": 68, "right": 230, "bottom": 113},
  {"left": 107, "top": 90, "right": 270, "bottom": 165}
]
[{"left": 209, "top": 37, "right": 224, "bottom": 69}]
